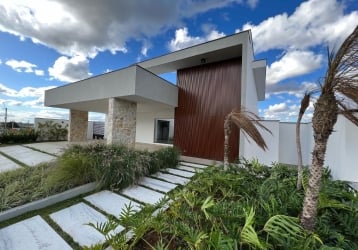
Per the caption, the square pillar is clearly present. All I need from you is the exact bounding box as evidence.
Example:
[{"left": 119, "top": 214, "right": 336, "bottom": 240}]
[
  {"left": 107, "top": 98, "right": 136, "bottom": 147},
  {"left": 68, "top": 109, "right": 88, "bottom": 142}
]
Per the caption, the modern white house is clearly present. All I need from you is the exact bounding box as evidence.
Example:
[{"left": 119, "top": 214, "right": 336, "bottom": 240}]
[
  {"left": 45, "top": 30, "right": 266, "bottom": 163},
  {"left": 44, "top": 30, "right": 357, "bottom": 185}
]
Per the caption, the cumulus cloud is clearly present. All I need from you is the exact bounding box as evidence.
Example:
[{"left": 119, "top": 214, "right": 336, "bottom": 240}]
[
  {"left": 266, "top": 50, "right": 323, "bottom": 85},
  {"left": 237, "top": 0, "right": 358, "bottom": 53},
  {"left": 169, "top": 27, "right": 225, "bottom": 51},
  {"left": 48, "top": 55, "right": 92, "bottom": 82},
  {"left": 260, "top": 101, "right": 314, "bottom": 121},
  {"left": 0, "top": 84, "right": 56, "bottom": 98},
  {"left": 266, "top": 81, "right": 318, "bottom": 98},
  {"left": 5, "top": 59, "right": 44, "bottom": 76},
  {"left": 0, "top": 0, "right": 246, "bottom": 58}
]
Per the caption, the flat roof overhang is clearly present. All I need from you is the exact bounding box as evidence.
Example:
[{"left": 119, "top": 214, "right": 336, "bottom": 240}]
[
  {"left": 138, "top": 31, "right": 249, "bottom": 74},
  {"left": 252, "top": 59, "right": 267, "bottom": 101},
  {"left": 45, "top": 65, "right": 178, "bottom": 113}
]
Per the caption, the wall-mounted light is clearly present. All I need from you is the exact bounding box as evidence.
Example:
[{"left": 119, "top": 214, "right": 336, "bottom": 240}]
[{"left": 200, "top": 58, "right": 207, "bottom": 64}]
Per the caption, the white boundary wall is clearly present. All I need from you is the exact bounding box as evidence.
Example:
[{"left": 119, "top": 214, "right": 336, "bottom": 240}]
[{"left": 244, "top": 116, "right": 358, "bottom": 183}]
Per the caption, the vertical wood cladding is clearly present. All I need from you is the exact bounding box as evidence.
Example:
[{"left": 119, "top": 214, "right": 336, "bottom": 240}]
[{"left": 174, "top": 58, "right": 242, "bottom": 162}]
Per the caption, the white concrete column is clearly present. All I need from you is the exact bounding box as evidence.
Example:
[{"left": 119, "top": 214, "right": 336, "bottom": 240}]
[
  {"left": 107, "top": 98, "right": 137, "bottom": 147},
  {"left": 68, "top": 109, "right": 88, "bottom": 142}
]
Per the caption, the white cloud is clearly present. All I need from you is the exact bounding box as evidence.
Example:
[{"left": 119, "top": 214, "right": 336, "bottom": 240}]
[
  {"left": 5, "top": 59, "right": 45, "bottom": 76},
  {"left": 266, "top": 81, "right": 318, "bottom": 98},
  {"left": 237, "top": 0, "right": 358, "bottom": 53},
  {"left": 169, "top": 27, "right": 225, "bottom": 51},
  {"left": 0, "top": 84, "right": 56, "bottom": 98},
  {"left": 268, "top": 103, "right": 287, "bottom": 113},
  {"left": 0, "top": 83, "right": 17, "bottom": 96},
  {"left": 261, "top": 102, "right": 313, "bottom": 121},
  {"left": 48, "top": 55, "right": 92, "bottom": 82},
  {"left": 247, "top": 0, "right": 258, "bottom": 9},
  {"left": 266, "top": 50, "right": 323, "bottom": 85},
  {"left": 0, "top": 0, "right": 245, "bottom": 58}
]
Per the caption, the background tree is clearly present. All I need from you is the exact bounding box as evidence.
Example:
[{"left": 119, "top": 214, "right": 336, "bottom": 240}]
[
  {"left": 224, "top": 108, "right": 271, "bottom": 169},
  {"left": 301, "top": 26, "right": 358, "bottom": 231}
]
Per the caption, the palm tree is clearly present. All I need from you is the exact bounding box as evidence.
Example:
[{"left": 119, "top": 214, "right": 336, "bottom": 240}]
[
  {"left": 301, "top": 26, "right": 358, "bottom": 231},
  {"left": 224, "top": 107, "right": 271, "bottom": 169},
  {"left": 296, "top": 93, "right": 310, "bottom": 190}
]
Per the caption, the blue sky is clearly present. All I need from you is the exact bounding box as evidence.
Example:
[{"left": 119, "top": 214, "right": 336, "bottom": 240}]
[{"left": 0, "top": 0, "right": 357, "bottom": 123}]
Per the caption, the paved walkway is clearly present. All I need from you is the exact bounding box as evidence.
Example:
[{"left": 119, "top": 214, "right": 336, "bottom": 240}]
[
  {"left": 0, "top": 141, "right": 68, "bottom": 171},
  {"left": 0, "top": 142, "right": 208, "bottom": 249}
]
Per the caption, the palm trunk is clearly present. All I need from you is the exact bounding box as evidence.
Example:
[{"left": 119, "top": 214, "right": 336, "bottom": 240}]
[
  {"left": 224, "top": 114, "right": 231, "bottom": 170},
  {"left": 300, "top": 138, "right": 328, "bottom": 230},
  {"left": 296, "top": 112, "right": 304, "bottom": 190},
  {"left": 301, "top": 93, "right": 337, "bottom": 231}
]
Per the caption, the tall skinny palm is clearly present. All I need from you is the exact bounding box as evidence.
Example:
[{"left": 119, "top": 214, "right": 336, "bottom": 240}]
[
  {"left": 224, "top": 108, "right": 271, "bottom": 169},
  {"left": 296, "top": 93, "right": 310, "bottom": 190},
  {"left": 301, "top": 26, "right": 358, "bottom": 231}
]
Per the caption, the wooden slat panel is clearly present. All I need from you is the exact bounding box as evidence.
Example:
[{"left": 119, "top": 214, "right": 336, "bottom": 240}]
[{"left": 174, "top": 58, "right": 241, "bottom": 162}]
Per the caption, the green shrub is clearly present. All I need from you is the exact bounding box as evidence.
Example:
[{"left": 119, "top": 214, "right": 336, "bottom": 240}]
[
  {"left": 0, "top": 128, "right": 38, "bottom": 144},
  {"left": 49, "top": 143, "right": 180, "bottom": 190},
  {"left": 91, "top": 160, "right": 358, "bottom": 249},
  {"left": 44, "top": 152, "right": 96, "bottom": 192}
]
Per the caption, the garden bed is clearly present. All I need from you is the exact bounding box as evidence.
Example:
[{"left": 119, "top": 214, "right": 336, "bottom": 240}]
[
  {"left": 92, "top": 160, "right": 358, "bottom": 249},
  {"left": 0, "top": 143, "right": 179, "bottom": 214}
]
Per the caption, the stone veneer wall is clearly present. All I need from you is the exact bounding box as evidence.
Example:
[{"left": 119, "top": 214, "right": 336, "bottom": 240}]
[
  {"left": 107, "top": 98, "right": 136, "bottom": 147},
  {"left": 68, "top": 110, "right": 88, "bottom": 142}
]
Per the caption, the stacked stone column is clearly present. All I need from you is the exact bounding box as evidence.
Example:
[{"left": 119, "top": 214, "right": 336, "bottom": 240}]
[
  {"left": 107, "top": 98, "right": 136, "bottom": 147},
  {"left": 68, "top": 110, "right": 88, "bottom": 142}
]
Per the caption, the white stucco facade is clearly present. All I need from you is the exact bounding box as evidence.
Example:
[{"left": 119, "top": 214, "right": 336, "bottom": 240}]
[{"left": 246, "top": 117, "right": 358, "bottom": 183}]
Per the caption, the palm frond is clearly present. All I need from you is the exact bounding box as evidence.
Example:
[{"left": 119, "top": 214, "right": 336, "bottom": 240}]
[
  {"left": 337, "top": 101, "right": 358, "bottom": 126},
  {"left": 325, "top": 26, "right": 358, "bottom": 93},
  {"left": 229, "top": 108, "right": 272, "bottom": 151},
  {"left": 332, "top": 26, "right": 358, "bottom": 91}
]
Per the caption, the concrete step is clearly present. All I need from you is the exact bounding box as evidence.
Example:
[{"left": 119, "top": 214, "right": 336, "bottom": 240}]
[
  {"left": 152, "top": 172, "right": 189, "bottom": 185},
  {"left": 50, "top": 202, "right": 124, "bottom": 247},
  {"left": 121, "top": 185, "right": 166, "bottom": 205},
  {"left": 138, "top": 177, "right": 177, "bottom": 193},
  {"left": 0, "top": 215, "right": 72, "bottom": 250},
  {"left": 84, "top": 190, "right": 141, "bottom": 217},
  {"left": 179, "top": 161, "right": 208, "bottom": 169},
  {"left": 162, "top": 168, "right": 196, "bottom": 178},
  {"left": 177, "top": 165, "right": 201, "bottom": 173}
]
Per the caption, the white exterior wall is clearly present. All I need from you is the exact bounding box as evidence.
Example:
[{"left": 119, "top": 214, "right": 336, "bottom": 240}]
[
  {"left": 325, "top": 116, "right": 358, "bottom": 182},
  {"left": 278, "top": 122, "right": 312, "bottom": 166},
  {"left": 136, "top": 108, "right": 174, "bottom": 144},
  {"left": 246, "top": 117, "right": 358, "bottom": 183},
  {"left": 242, "top": 120, "right": 279, "bottom": 165}
]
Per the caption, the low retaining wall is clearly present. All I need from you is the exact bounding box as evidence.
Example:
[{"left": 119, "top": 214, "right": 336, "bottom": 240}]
[{"left": 0, "top": 182, "right": 97, "bottom": 222}]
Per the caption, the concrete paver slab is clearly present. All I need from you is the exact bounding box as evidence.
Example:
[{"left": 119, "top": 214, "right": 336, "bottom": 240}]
[
  {"left": 0, "top": 146, "right": 56, "bottom": 166},
  {"left": 121, "top": 186, "right": 166, "bottom": 205},
  {"left": 152, "top": 172, "right": 189, "bottom": 185},
  {"left": 0, "top": 154, "right": 21, "bottom": 173},
  {"left": 177, "top": 165, "right": 200, "bottom": 172},
  {"left": 0, "top": 215, "right": 71, "bottom": 250},
  {"left": 85, "top": 190, "right": 141, "bottom": 217},
  {"left": 24, "top": 141, "right": 68, "bottom": 156},
  {"left": 50, "top": 202, "right": 124, "bottom": 247},
  {"left": 180, "top": 162, "right": 208, "bottom": 169},
  {"left": 138, "top": 177, "right": 177, "bottom": 193},
  {"left": 164, "top": 168, "right": 195, "bottom": 178}
]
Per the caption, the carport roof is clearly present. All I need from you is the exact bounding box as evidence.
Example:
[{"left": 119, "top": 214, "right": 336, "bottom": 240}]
[
  {"left": 45, "top": 30, "right": 265, "bottom": 111},
  {"left": 45, "top": 65, "right": 178, "bottom": 113}
]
